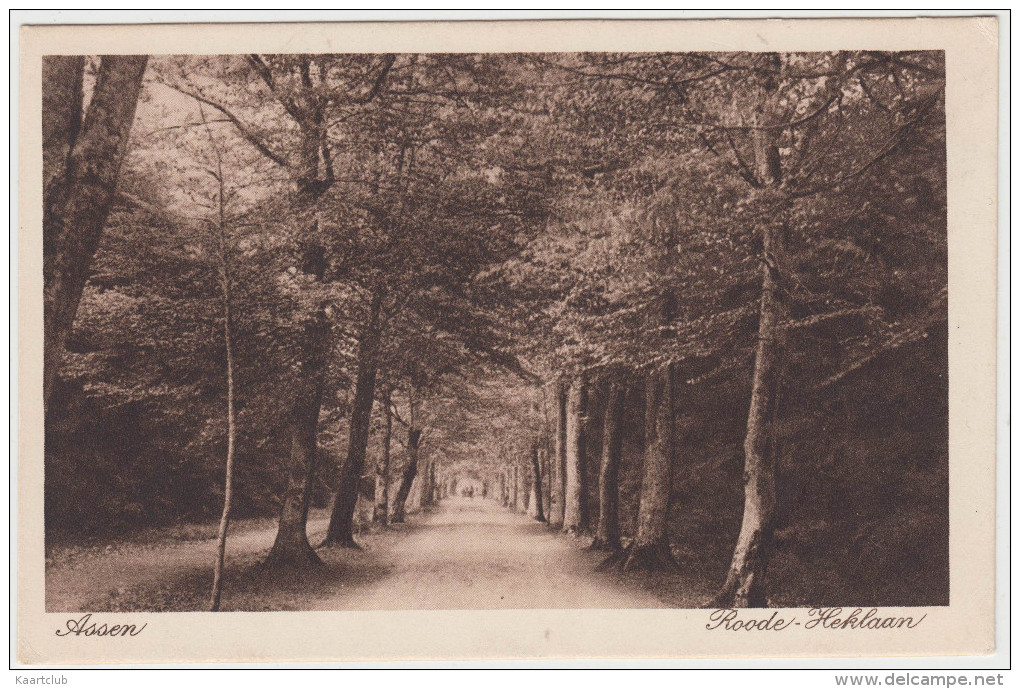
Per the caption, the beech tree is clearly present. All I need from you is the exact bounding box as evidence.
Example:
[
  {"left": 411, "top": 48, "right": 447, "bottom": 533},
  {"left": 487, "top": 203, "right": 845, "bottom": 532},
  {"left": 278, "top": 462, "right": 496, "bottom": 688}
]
[
  {"left": 528, "top": 443, "right": 546, "bottom": 522},
  {"left": 550, "top": 382, "right": 568, "bottom": 528},
  {"left": 43, "top": 55, "right": 149, "bottom": 409},
  {"left": 160, "top": 53, "right": 397, "bottom": 566},
  {"left": 590, "top": 376, "right": 626, "bottom": 552},
  {"left": 372, "top": 384, "right": 394, "bottom": 525},
  {"left": 561, "top": 377, "right": 589, "bottom": 534},
  {"left": 46, "top": 50, "right": 948, "bottom": 611},
  {"left": 532, "top": 50, "right": 945, "bottom": 595}
]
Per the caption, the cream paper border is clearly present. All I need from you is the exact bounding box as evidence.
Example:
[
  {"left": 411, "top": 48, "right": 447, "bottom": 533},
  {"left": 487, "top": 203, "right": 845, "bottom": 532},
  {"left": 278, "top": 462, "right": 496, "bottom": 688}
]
[{"left": 17, "top": 17, "right": 998, "bottom": 664}]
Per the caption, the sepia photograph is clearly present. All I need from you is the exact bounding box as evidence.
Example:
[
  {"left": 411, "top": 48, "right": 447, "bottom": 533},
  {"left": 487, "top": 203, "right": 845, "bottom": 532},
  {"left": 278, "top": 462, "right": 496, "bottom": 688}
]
[{"left": 16, "top": 15, "right": 999, "bottom": 665}]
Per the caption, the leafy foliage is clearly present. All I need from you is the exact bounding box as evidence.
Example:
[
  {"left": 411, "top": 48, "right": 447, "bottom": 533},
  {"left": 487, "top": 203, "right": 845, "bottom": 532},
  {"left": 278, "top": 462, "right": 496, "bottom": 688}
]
[{"left": 46, "top": 50, "right": 947, "bottom": 605}]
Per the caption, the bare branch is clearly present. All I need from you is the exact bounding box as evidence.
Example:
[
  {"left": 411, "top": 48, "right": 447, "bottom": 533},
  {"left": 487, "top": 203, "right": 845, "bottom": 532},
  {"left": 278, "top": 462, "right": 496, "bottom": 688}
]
[
  {"left": 245, "top": 54, "right": 307, "bottom": 125},
  {"left": 162, "top": 81, "right": 291, "bottom": 169},
  {"left": 350, "top": 54, "right": 397, "bottom": 105},
  {"left": 789, "top": 94, "right": 941, "bottom": 200}
]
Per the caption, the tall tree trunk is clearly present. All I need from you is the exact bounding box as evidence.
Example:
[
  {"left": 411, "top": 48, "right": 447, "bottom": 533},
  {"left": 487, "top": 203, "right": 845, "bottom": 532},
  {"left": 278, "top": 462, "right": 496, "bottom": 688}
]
[
  {"left": 437, "top": 465, "right": 447, "bottom": 502},
  {"left": 205, "top": 114, "right": 237, "bottom": 611},
  {"left": 713, "top": 240, "right": 784, "bottom": 605},
  {"left": 390, "top": 387, "right": 421, "bottom": 524},
  {"left": 499, "top": 471, "right": 507, "bottom": 506},
  {"left": 418, "top": 460, "right": 428, "bottom": 509},
  {"left": 549, "top": 381, "right": 568, "bottom": 527},
  {"left": 43, "top": 56, "right": 148, "bottom": 409},
  {"left": 591, "top": 377, "right": 626, "bottom": 552},
  {"left": 372, "top": 388, "right": 393, "bottom": 525},
  {"left": 619, "top": 364, "right": 679, "bottom": 572},
  {"left": 325, "top": 292, "right": 384, "bottom": 547},
  {"left": 42, "top": 57, "right": 84, "bottom": 209},
  {"left": 510, "top": 465, "right": 519, "bottom": 511},
  {"left": 518, "top": 461, "right": 530, "bottom": 513},
  {"left": 507, "top": 466, "right": 514, "bottom": 510},
  {"left": 265, "top": 235, "right": 332, "bottom": 567},
  {"left": 715, "top": 56, "right": 787, "bottom": 608},
  {"left": 530, "top": 444, "right": 546, "bottom": 522},
  {"left": 390, "top": 453, "right": 418, "bottom": 524},
  {"left": 421, "top": 460, "right": 433, "bottom": 508},
  {"left": 563, "top": 377, "right": 589, "bottom": 534},
  {"left": 266, "top": 355, "right": 327, "bottom": 568},
  {"left": 541, "top": 447, "right": 552, "bottom": 517}
]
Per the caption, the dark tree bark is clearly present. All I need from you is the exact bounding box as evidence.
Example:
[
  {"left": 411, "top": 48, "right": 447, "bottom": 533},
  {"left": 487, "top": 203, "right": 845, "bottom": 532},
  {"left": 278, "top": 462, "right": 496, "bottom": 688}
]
[
  {"left": 390, "top": 455, "right": 418, "bottom": 524},
  {"left": 617, "top": 364, "right": 679, "bottom": 572},
  {"left": 265, "top": 236, "right": 337, "bottom": 567},
  {"left": 530, "top": 444, "right": 546, "bottom": 522},
  {"left": 549, "top": 381, "right": 568, "bottom": 528},
  {"left": 265, "top": 307, "right": 329, "bottom": 568},
  {"left": 563, "top": 377, "right": 589, "bottom": 534},
  {"left": 517, "top": 461, "right": 530, "bottom": 513},
  {"left": 325, "top": 291, "right": 384, "bottom": 547},
  {"left": 590, "top": 377, "right": 626, "bottom": 552},
  {"left": 420, "top": 459, "right": 434, "bottom": 508},
  {"left": 716, "top": 57, "right": 787, "bottom": 606},
  {"left": 390, "top": 398, "right": 422, "bottom": 525},
  {"left": 183, "top": 56, "right": 395, "bottom": 567},
  {"left": 541, "top": 446, "right": 552, "bottom": 519},
  {"left": 439, "top": 467, "right": 450, "bottom": 502},
  {"left": 42, "top": 57, "right": 84, "bottom": 207},
  {"left": 510, "top": 464, "right": 519, "bottom": 511},
  {"left": 372, "top": 387, "right": 393, "bottom": 525},
  {"left": 43, "top": 56, "right": 148, "bottom": 409}
]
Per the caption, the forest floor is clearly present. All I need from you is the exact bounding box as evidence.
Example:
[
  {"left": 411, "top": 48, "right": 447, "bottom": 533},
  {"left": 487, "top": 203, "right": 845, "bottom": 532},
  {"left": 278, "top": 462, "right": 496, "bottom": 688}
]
[{"left": 46, "top": 498, "right": 715, "bottom": 612}]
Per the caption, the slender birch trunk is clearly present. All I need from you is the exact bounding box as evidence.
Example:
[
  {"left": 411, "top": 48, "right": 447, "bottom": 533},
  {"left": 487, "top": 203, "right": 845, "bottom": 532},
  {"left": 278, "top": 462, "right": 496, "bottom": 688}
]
[{"left": 203, "top": 112, "right": 237, "bottom": 611}]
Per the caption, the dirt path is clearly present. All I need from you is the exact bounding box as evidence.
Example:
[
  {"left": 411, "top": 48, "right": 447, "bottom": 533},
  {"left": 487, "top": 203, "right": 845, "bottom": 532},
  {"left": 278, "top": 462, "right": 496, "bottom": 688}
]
[
  {"left": 311, "top": 498, "right": 667, "bottom": 610},
  {"left": 47, "top": 498, "right": 677, "bottom": 612}
]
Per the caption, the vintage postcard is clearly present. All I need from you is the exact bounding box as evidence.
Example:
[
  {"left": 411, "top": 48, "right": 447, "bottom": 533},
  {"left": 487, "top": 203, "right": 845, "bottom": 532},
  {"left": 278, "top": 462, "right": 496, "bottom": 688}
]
[{"left": 17, "top": 16, "right": 998, "bottom": 664}]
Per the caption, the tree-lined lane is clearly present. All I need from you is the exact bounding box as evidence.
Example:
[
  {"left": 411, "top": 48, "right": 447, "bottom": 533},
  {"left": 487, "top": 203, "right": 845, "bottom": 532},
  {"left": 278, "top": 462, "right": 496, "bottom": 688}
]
[
  {"left": 311, "top": 498, "right": 667, "bottom": 610},
  {"left": 46, "top": 499, "right": 672, "bottom": 612}
]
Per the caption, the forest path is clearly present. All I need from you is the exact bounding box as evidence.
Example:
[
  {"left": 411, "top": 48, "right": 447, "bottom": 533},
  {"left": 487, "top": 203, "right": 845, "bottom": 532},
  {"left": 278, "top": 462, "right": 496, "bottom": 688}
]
[
  {"left": 46, "top": 498, "right": 683, "bottom": 612},
  {"left": 309, "top": 497, "right": 667, "bottom": 610}
]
